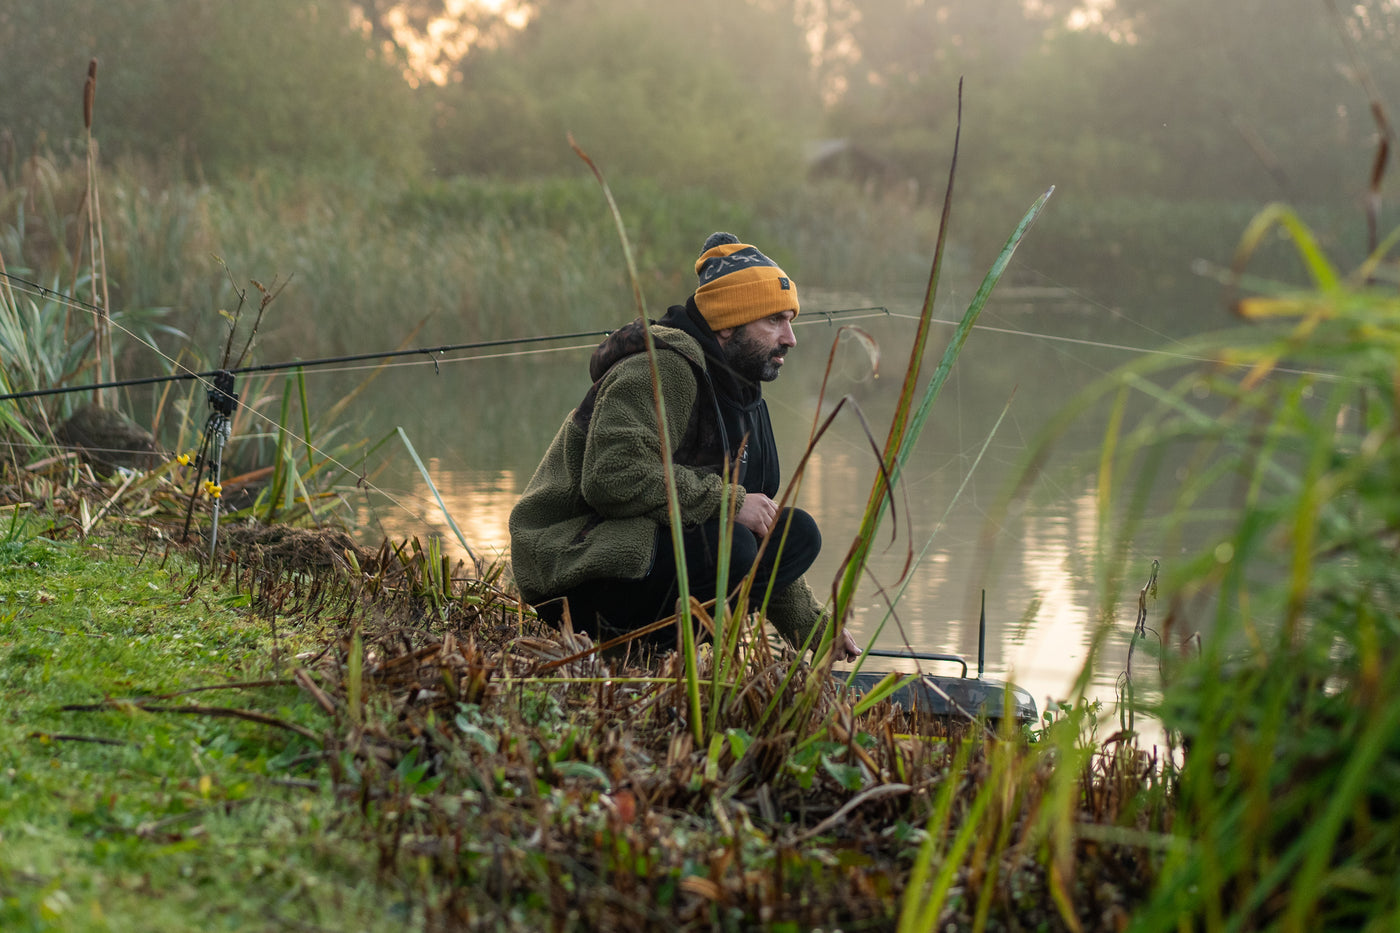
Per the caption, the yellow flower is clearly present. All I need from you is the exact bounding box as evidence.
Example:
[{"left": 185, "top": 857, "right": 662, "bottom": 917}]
[
  {"left": 203, "top": 481, "right": 222, "bottom": 499},
  {"left": 177, "top": 453, "right": 191, "bottom": 466}
]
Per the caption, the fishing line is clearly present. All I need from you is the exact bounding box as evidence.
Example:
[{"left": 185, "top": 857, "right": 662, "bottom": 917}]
[
  {"left": 993, "top": 262, "right": 1194, "bottom": 351},
  {"left": 260, "top": 312, "right": 897, "bottom": 380},
  {"left": 884, "top": 311, "right": 1335, "bottom": 380},
  {"left": 236, "top": 342, "right": 609, "bottom": 380},
  {"left": 1, "top": 264, "right": 900, "bottom": 551},
  {"left": 0, "top": 253, "right": 1330, "bottom": 557},
  {"left": 887, "top": 310, "right": 1204, "bottom": 361}
]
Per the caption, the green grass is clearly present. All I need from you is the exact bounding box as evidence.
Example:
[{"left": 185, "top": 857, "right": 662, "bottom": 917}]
[{"left": 0, "top": 525, "right": 408, "bottom": 932}]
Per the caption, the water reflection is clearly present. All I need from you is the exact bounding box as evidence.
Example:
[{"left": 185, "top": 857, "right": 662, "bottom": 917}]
[
  {"left": 363, "top": 445, "right": 1148, "bottom": 722},
  {"left": 408, "top": 463, "right": 519, "bottom": 556}
]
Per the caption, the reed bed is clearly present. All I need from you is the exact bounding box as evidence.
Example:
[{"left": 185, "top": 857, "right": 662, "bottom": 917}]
[
  {"left": 116, "top": 513, "right": 1160, "bottom": 932},
  {"left": 1, "top": 154, "right": 943, "bottom": 372}
]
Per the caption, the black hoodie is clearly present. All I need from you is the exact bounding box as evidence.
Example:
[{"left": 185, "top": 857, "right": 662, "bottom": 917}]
[
  {"left": 576, "top": 298, "right": 781, "bottom": 499},
  {"left": 658, "top": 298, "right": 780, "bottom": 498}
]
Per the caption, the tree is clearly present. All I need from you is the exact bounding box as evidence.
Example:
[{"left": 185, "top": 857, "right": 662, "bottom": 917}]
[
  {"left": 193, "top": 0, "right": 427, "bottom": 174},
  {"left": 352, "top": 0, "right": 528, "bottom": 84},
  {"left": 1082, "top": 0, "right": 1397, "bottom": 203},
  {"left": 813, "top": 0, "right": 1081, "bottom": 198},
  {"left": 793, "top": 0, "right": 1398, "bottom": 211},
  {"left": 427, "top": 0, "right": 821, "bottom": 197},
  {"left": 0, "top": 0, "right": 427, "bottom": 176}
]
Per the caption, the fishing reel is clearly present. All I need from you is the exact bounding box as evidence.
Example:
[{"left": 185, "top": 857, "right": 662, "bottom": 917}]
[{"left": 180, "top": 370, "right": 239, "bottom": 557}]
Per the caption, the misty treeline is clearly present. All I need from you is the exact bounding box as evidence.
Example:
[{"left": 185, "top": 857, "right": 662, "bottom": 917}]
[{"left": 3, "top": 0, "right": 1395, "bottom": 206}]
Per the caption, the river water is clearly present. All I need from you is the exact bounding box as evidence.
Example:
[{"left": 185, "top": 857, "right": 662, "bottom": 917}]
[{"left": 338, "top": 280, "right": 1187, "bottom": 726}]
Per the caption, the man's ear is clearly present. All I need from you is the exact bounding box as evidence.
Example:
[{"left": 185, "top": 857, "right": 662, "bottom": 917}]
[{"left": 716, "top": 326, "right": 735, "bottom": 345}]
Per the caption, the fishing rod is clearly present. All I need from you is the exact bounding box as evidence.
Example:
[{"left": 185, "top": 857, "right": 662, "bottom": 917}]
[
  {"left": 1, "top": 272, "right": 886, "bottom": 556},
  {"left": 0, "top": 330, "right": 616, "bottom": 403},
  {"left": 0, "top": 268, "right": 891, "bottom": 405}
]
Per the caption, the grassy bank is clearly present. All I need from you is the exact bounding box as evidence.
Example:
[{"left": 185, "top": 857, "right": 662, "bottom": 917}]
[
  {"left": 0, "top": 486, "right": 1135, "bottom": 931},
  {"left": 0, "top": 519, "right": 397, "bottom": 931}
]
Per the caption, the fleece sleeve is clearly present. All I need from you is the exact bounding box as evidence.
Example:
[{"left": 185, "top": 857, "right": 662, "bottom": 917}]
[
  {"left": 579, "top": 352, "right": 745, "bottom": 526},
  {"left": 765, "top": 577, "right": 826, "bottom": 651}
]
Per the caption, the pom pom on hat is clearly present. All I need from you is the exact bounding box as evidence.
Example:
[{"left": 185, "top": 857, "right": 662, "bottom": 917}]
[
  {"left": 693, "top": 233, "right": 799, "bottom": 331},
  {"left": 702, "top": 231, "right": 741, "bottom": 251}
]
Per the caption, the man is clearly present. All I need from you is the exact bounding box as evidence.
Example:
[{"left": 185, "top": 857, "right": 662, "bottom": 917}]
[{"left": 508, "top": 233, "right": 860, "bottom": 660}]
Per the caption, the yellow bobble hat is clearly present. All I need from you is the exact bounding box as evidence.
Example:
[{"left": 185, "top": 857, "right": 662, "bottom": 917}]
[{"left": 693, "top": 232, "right": 799, "bottom": 332}]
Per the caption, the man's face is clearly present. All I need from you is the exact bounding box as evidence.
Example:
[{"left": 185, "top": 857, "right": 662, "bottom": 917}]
[{"left": 720, "top": 310, "right": 797, "bottom": 383}]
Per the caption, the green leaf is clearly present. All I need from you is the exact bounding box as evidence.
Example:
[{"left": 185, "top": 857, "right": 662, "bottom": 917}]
[
  {"left": 454, "top": 715, "right": 498, "bottom": 754},
  {"left": 821, "top": 753, "right": 865, "bottom": 792},
  {"left": 553, "top": 760, "right": 611, "bottom": 790},
  {"left": 725, "top": 727, "right": 753, "bottom": 760}
]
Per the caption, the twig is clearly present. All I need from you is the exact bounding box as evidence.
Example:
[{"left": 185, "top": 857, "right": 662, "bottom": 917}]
[
  {"left": 84, "top": 468, "right": 137, "bottom": 533},
  {"left": 82, "top": 58, "right": 113, "bottom": 406},
  {"left": 786, "top": 782, "right": 913, "bottom": 844},
  {"left": 217, "top": 258, "right": 248, "bottom": 369},
  {"left": 233, "top": 275, "right": 291, "bottom": 370},
  {"left": 28, "top": 731, "right": 136, "bottom": 748},
  {"left": 1125, "top": 559, "right": 1160, "bottom": 679},
  {"left": 294, "top": 668, "right": 339, "bottom": 715},
  {"left": 127, "top": 679, "right": 296, "bottom": 701},
  {"left": 61, "top": 700, "right": 322, "bottom": 743}
]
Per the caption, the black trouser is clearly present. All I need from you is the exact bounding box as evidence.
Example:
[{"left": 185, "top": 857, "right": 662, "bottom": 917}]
[{"left": 537, "top": 508, "right": 820, "bottom": 649}]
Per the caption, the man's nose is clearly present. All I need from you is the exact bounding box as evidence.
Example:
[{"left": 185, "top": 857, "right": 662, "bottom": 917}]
[{"left": 780, "top": 319, "right": 797, "bottom": 347}]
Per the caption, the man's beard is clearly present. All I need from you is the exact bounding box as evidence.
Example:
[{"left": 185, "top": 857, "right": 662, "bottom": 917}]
[{"left": 722, "top": 327, "right": 787, "bottom": 383}]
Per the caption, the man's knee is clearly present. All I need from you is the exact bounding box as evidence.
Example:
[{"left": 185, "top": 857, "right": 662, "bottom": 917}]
[
  {"left": 727, "top": 524, "right": 760, "bottom": 570},
  {"left": 774, "top": 508, "right": 820, "bottom": 563}
]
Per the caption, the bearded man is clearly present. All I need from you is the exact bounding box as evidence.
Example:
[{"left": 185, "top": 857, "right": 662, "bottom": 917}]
[{"left": 508, "top": 233, "right": 859, "bottom": 660}]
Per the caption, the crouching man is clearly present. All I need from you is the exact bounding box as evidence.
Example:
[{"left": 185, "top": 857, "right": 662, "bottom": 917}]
[{"left": 508, "top": 233, "right": 859, "bottom": 660}]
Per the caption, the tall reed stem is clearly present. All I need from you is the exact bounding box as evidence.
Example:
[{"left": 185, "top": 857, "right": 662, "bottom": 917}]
[
  {"left": 571, "top": 136, "right": 704, "bottom": 742},
  {"left": 83, "top": 58, "right": 113, "bottom": 407}
]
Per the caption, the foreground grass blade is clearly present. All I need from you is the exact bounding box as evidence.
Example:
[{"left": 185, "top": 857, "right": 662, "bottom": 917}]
[
  {"left": 397, "top": 427, "right": 479, "bottom": 565},
  {"left": 571, "top": 135, "right": 703, "bottom": 741},
  {"left": 834, "top": 184, "right": 1054, "bottom": 645}
]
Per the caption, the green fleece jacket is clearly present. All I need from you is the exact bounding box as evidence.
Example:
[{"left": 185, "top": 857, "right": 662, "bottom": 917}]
[{"left": 507, "top": 324, "right": 825, "bottom": 649}]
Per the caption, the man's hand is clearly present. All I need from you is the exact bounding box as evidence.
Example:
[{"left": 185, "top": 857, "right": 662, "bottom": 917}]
[
  {"left": 735, "top": 492, "right": 779, "bottom": 537},
  {"left": 832, "top": 627, "right": 861, "bottom": 662}
]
